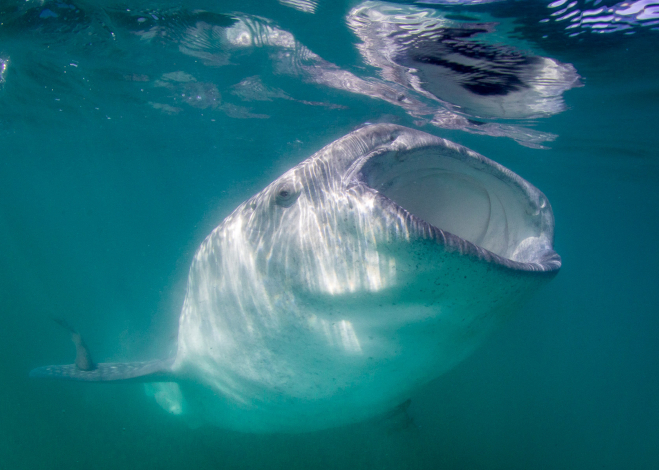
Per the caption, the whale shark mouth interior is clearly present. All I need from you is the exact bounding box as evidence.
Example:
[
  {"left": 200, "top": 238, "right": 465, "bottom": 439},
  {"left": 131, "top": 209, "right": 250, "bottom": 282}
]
[{"left": 357, "top": 146, "right": 550, "bottom": 264}]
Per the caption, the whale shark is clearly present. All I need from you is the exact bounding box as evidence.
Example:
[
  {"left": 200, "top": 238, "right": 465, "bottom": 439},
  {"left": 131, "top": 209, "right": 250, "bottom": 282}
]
[{"left": 31, "top": 124, "right": 560, "bottom": 432}]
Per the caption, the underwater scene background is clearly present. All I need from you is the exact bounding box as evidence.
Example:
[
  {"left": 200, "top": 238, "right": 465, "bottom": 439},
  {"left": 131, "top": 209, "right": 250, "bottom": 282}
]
[{"left": 1, "top": 0, "right": 658, "bottom": 468}]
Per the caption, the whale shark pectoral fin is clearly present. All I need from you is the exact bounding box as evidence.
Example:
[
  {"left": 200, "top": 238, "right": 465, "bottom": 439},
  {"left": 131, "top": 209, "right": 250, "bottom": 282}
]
[{"left": 29, "top": 358, "right": 175, "bottom": 383}]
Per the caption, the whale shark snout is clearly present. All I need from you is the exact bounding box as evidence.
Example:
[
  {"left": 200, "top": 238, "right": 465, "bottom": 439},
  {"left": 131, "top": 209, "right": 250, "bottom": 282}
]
[{"left": 31, "top": 124, "right": 560, "bottom": 433}]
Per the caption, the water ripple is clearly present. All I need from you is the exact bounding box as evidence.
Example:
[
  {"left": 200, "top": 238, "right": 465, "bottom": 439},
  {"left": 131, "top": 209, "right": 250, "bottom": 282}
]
[{"left": 544, "top": 0, "right": 659, "bottom": 35}]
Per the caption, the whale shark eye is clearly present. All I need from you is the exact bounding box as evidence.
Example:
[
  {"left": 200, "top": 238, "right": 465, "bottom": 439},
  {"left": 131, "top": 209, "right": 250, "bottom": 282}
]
[{"left": 274, "top": 181, "right": 300, "bottom": 208}]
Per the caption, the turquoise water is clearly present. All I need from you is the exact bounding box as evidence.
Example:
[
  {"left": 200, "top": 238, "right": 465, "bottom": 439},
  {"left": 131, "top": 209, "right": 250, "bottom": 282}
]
[{"left": 1, "top": 0, "right": 658, "bottom": 468}]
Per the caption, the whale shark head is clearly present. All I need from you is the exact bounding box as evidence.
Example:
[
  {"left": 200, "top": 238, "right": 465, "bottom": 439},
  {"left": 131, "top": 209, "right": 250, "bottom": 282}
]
[
  {"left": 223, "top": 123, "right": 558, "bottom": 294},
  {"left": 288, "top": 123, "right": 553, "bottom": 261},
  {"left": 172, "top": 124, "right": 560, "bottom": 432}
]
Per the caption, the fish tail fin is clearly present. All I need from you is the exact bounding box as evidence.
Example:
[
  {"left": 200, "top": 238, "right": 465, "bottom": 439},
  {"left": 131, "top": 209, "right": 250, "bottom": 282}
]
[
  {"left": 49, "top": 317, "right": 96, "bottom": 371},
  {"left": 29, "top": 358, "right": 174, "bottom": 383}
]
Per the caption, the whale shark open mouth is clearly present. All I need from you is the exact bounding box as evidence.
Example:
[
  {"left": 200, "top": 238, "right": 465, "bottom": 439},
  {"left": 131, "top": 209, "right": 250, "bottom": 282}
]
[{"left": 351, "top": 135, "right": 560, "bottom": 272}]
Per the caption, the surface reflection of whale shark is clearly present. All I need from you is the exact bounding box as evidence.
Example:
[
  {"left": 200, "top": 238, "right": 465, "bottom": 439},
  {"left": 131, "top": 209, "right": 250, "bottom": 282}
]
[
  {"left": 31, "top": 124, "right": 560, "bottom": 432},
  {"left": 348, "top": 1, "right": 582, "bottom": 120}
]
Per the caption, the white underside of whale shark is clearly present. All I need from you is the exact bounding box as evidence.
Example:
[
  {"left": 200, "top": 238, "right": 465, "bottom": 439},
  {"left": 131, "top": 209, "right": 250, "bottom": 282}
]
[{"left": 31, "top": 124, "right": 560, "bottom": 433}]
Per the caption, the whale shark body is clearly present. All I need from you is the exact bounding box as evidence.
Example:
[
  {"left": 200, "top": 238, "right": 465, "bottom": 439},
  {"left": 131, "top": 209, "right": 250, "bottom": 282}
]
[{"left": 31, "top": 124, "right": 560, "bottom": 432}]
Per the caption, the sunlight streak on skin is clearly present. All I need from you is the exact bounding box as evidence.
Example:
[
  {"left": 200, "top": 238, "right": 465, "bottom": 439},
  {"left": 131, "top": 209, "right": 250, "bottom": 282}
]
[
  {"left": 0, "top": 58, "right": 8, "bottom": 88},
  {"left": 308, "top": 316, "right": 362, "bottom": 353},
  {"left": 174, "top": 137, "right": 420, "bottom": 399}
]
